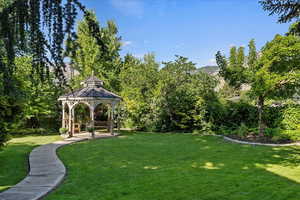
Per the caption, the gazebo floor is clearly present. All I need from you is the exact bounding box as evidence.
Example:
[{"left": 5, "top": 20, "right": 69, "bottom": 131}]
[{"left": 61, "top": 131, "right": 116, "bottom": 139}]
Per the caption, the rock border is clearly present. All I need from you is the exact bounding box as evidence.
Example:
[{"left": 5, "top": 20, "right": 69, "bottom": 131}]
[
  {"left": 222, "top": 135, "right": 300, "bottom": 147},
  {"left": 0, "top": 134, "right": 117, "bottom": 200}
]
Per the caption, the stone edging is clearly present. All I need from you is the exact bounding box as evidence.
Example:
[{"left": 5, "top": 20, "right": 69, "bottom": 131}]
[
  {"left": 221, "top": 135, "right": 300, "bottom": 147},
  {"left": 0, "top": 134, "right": 117, "bottom": 200}
]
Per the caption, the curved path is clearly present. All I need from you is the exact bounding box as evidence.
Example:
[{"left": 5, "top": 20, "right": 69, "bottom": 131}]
[{"left": 0, "top": 133, "right": 116, "bottom": 200}]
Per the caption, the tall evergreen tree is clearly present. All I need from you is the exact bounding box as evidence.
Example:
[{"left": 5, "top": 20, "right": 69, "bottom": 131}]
[
  {"left": 66, "top": 11, "right": 122, "bottom": 91},
  {"left": 237, "top": 46, "right": 245, "bottom": 66},
  {"left": 287, "top": 21, "right": 300, "bottom": 36},
  {"left": 247, "top": 39, "right": 258, "bottom": 70},
  {"left": 229, "top": 46, "right": 237, "bottom": 66},
  {"left": 260, "top": 0, "right": 300, "bottom": 23},
  {"left": 260, "top": 0, "right": 300, "bottom": 33},
  {"left": 217, "top": 46, "right": 246, "bottom": 89}
]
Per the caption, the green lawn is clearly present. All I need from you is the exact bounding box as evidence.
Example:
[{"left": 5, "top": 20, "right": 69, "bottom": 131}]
[
  {"left": 46, "top": 132, "right": 300, "bottom": 200},
  {"left": 0, "top": 134, "right": 61, "bottom": 192}
]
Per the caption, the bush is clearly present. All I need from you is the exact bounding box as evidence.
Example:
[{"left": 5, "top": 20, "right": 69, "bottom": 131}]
[
  {"left": 8, "top": 128, "right": 47, "bottom": 135},
  {"left": 87, "top": 127, "right": 95, "bottom": 133},
  {"left": 214, "top": 100, "right": 257, "bottom": 132},
  {"left": 264, "top": 103, "right": 300, "bottom": 130},
  {"left": 217, "top": 102, "right": 300, "bottom": 140},
  {"left": 216, "top": 126, "right": 233, "bottom": 135},
  {"left": 0, "top": 133, "right": 11, "bottom": 148},
  {"left": 281, "top": 104, "right": 300, "bottom": 130},
  {"left": 236, "top": 123, "right": 249, "bottom": 137},
  {"left": 267, "top": 128, "right": 300, "bottom": 142},
  {"left": 264, "top": 127, "right": 281, "bottom": 137},
  {"left": 192, "top": 121, "right": 214, "bottom": 135},
  {"left": 263, "top": 106, "right": 283, "bottom": 128},
  {"left": 271, "top": 135, "right": 282, "bottom": 143},
  {"left": 248, "top": 127, "right": 259, "bottom": 135},
  {"left": 281, "top": 129, "right": 300, "bottom": 141},
  {"left": 59, "top": 128, "right": 68, "bottom": 135}
]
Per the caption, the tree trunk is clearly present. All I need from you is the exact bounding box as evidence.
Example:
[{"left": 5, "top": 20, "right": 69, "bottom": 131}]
[{"left": 258, "top": 95, "right": 265, "bottom": 136}]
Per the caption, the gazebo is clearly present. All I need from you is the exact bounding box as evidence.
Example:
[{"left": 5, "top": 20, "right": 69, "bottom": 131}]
[{"left": 58, "top": 75, "right": 121, "bottom": 137}]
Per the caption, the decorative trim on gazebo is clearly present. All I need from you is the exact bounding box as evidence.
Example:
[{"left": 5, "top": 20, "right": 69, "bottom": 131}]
[{"left": 58, "top": 75, "right": 121, "bottom": 137}]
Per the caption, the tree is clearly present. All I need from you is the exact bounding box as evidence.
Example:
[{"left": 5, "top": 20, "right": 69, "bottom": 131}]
[
  {"left": 119, "top": 53, "right": 159, "bottom": 130},
  {"left": 247, "top": 39, "right": 258, "bottom": 70},
  {"left": 216, "top": 45, "right": 247, "bottom": 90},
  {"left": 119, "top": 54, "right": 219, "bottom": 132},
  {"left": 229, "top": 46, "right": 237, "bottom": 66},
  {"left": 217, "top": 35, "right": 300, "bottom": 135},
  {"left": 287, "top": 21, "right": 300, "bottom": 36},
  {"left": 0, "top": 0, "right": 106, "bottom": 147},
  {"left": 250, "top": 34, "right": 300, "bottom": 135},
  {"left": 66, "top": 11, "right": 122, "bottom": 92},
  {"left": 0, "top": 0, "right": 106, "bottom": 88},
  {"left": 14, "top": 56, "right": 61, "bottom": 129},
  {"left": 259, "top": 0, "right": 300, "bottom": 23},
  {"left": 260, "top": 0, "right": 300, "bottom": 34},
  {"left": 155, "top": 56, "right": 217, "bottom": 131}
]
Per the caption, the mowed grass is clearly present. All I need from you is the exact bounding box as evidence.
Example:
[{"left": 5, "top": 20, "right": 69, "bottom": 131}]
[
  {"left": 0, "top": 134, "right": 61, "bottom": 191},
  {"left": 46, "top": 132, "right": 300, "bottom": 200}
]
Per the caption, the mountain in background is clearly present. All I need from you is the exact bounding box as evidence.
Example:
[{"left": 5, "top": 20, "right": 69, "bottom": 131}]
[{"left": 199, "top": 65, "right": 219, "bottom": 75}]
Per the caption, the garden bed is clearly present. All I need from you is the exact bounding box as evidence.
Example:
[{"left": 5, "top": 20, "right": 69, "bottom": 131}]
[{"left": 225, "top": 134, "right": 294, "bottom": 144}]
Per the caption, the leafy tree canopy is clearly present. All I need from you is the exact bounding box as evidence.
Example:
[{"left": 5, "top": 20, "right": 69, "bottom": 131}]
[
  {"left": 251, "top": 34, "right": 300, "bottom": 100},
  {"left": 0, "top": 0, "right": 105, "bottom": 92},
  {"left": 66, "top": 11, "right": 122, "bottom": 92}
]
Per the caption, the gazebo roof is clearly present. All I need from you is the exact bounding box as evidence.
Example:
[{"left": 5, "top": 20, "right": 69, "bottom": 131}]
[
  {"left": 83, "top": 75, "right": 104, "bottom": 86},
  {"left": 59, "top": 76, "right": 121, "bottom": 100}
]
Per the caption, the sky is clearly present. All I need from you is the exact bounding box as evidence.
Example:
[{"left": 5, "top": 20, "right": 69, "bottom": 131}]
[{"left": 80, "top": 0, "right": 291, "bottom": 68}]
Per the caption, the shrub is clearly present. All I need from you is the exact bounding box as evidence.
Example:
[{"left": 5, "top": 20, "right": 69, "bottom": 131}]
[
  {"left": 281, "top": 129, "right": 300, "bottom": 141},
  {"left": 216, "top": 126, "right": 233, "bottom": 135},
  {"left": 269, "top": 128, "right": 300, "bottom": 142},
  {"left": 219, "top": 100, "right": 258, "bottom": 129},
  {"left": 87, "top": 127, "right": 95, "bottom": 133},
  {"left": 59, "top": 128, "right": 68, "bottom": 135},
  {"left": 281, "top": 104, "right": 300, "bottom": 130},
  {"left": 271, "top": 135, "right": 282, "bottom": 143},
  {"left": 264, "top": 127, "right": 281, "bottom": 137},
  {"left": 192, "top": 121, "right": 214, "bottom": 135},
  {"left": 236, "top": 123, "right": 249, "bottom": 137},
  {"left": 0, "top": 133, "right": 11, "bottom": 148},
  {"left": 217, "top": 102, "right": 300, "bottom": 140},
  {"left": 264, "top": 103, "right": 300, "bottom": 130},
  {"left": 8, "top": 128, "right": 47, "bottom": 135},
  {"left": 263, "top": 106, "right": 283, "bottom": 128},
  {"left": 248, "top": 127, "right": 259, "bottom": 135}
]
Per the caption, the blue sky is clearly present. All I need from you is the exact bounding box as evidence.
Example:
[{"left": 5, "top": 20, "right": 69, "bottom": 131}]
[{"left": 80, "top": 0, "right": 291, "bottom": 67}]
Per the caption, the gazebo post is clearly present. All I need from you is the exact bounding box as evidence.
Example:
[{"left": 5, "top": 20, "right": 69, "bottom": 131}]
[
  {"left": 68, "top": 107, "right": 72, "bottom": 137},
  {"left": 117, "top": 106, "right": 120, "bottom": 133},
  {"left": 110, "top": 104, "right": 115, "bottom": 136},
  {"left": 70, "top": 107, "right": 74, "bottom": 137},
  {"left": 62, "top": 102, "right": 66, "bottom": 128},
  {"left": 90, "top": 106, "right": 95, "bottom": 138}
]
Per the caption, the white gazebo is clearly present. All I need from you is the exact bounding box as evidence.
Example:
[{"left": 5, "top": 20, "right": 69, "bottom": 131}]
[{"left": 58, "top": 75, "right": 121, "bottom": 137}]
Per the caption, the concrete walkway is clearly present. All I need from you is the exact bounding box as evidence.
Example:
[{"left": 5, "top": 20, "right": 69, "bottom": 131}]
[{"left": 0, "top": 133, "right": 116, "bottom": 200}]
